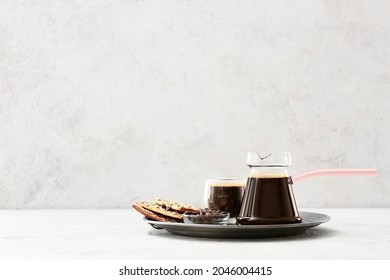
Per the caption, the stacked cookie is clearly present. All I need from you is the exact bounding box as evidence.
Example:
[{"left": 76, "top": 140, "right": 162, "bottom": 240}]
[{"left": 132, "top": 198, "right": 199, "bottom": 222}]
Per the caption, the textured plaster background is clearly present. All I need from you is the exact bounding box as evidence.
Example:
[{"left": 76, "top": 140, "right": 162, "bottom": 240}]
[{"left": 0, "top": 0, "right": 389, "bottom": 208}]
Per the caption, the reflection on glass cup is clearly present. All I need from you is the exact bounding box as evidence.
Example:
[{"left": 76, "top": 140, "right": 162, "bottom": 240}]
[{"left": 203, "top": 178, "right": 245, "bottom": 218}]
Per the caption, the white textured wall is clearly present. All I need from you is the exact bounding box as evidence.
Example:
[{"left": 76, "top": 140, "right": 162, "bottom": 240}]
[{"left": 0, "top": 0, "right": 389, "bottom": 208}]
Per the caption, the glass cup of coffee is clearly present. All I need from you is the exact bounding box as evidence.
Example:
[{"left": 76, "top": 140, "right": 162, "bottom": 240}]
[{"left": 203, "top": 178, "right": 245, "bottom": 220}]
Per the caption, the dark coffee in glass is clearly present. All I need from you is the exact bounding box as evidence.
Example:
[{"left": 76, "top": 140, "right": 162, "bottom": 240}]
[
  {"left": 236, "top": 176, "right": 301, "bottom": 225},
  {"left": 204, "top": 178, "right": 245, "bottom": 218},
  {"left": 236, "top": 152, "right": 302, "bottom": 225}
]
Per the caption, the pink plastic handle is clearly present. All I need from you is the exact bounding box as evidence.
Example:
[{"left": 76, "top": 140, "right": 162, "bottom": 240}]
[{"left": 291, "top": 168, "right": 378, "bottom": 184}]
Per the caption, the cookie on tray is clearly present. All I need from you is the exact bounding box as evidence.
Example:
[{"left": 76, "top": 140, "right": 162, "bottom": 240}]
[
  {"left": 153, "top": 198, "right": 199, "bottom": 213},
  {"left": 132, "top": 202, "right": 181, "bottom": 223}
]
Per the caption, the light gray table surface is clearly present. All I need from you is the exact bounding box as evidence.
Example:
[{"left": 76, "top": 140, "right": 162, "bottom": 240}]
[{"left": 0, "top": 208, "right": 389, "bottom": 260}]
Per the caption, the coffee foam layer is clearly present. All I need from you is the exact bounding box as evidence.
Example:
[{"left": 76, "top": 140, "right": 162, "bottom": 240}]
[
  {"left": 249, "top": 172, "right": 288, "bottom": 179},
  {"left": 209, "top": 182, "right": 245, "bottom": 187}
]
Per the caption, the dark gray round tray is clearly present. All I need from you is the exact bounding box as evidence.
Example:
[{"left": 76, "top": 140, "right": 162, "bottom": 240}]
[{"left": 145, "top": 211, "right": 330, "bottom": 238}]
